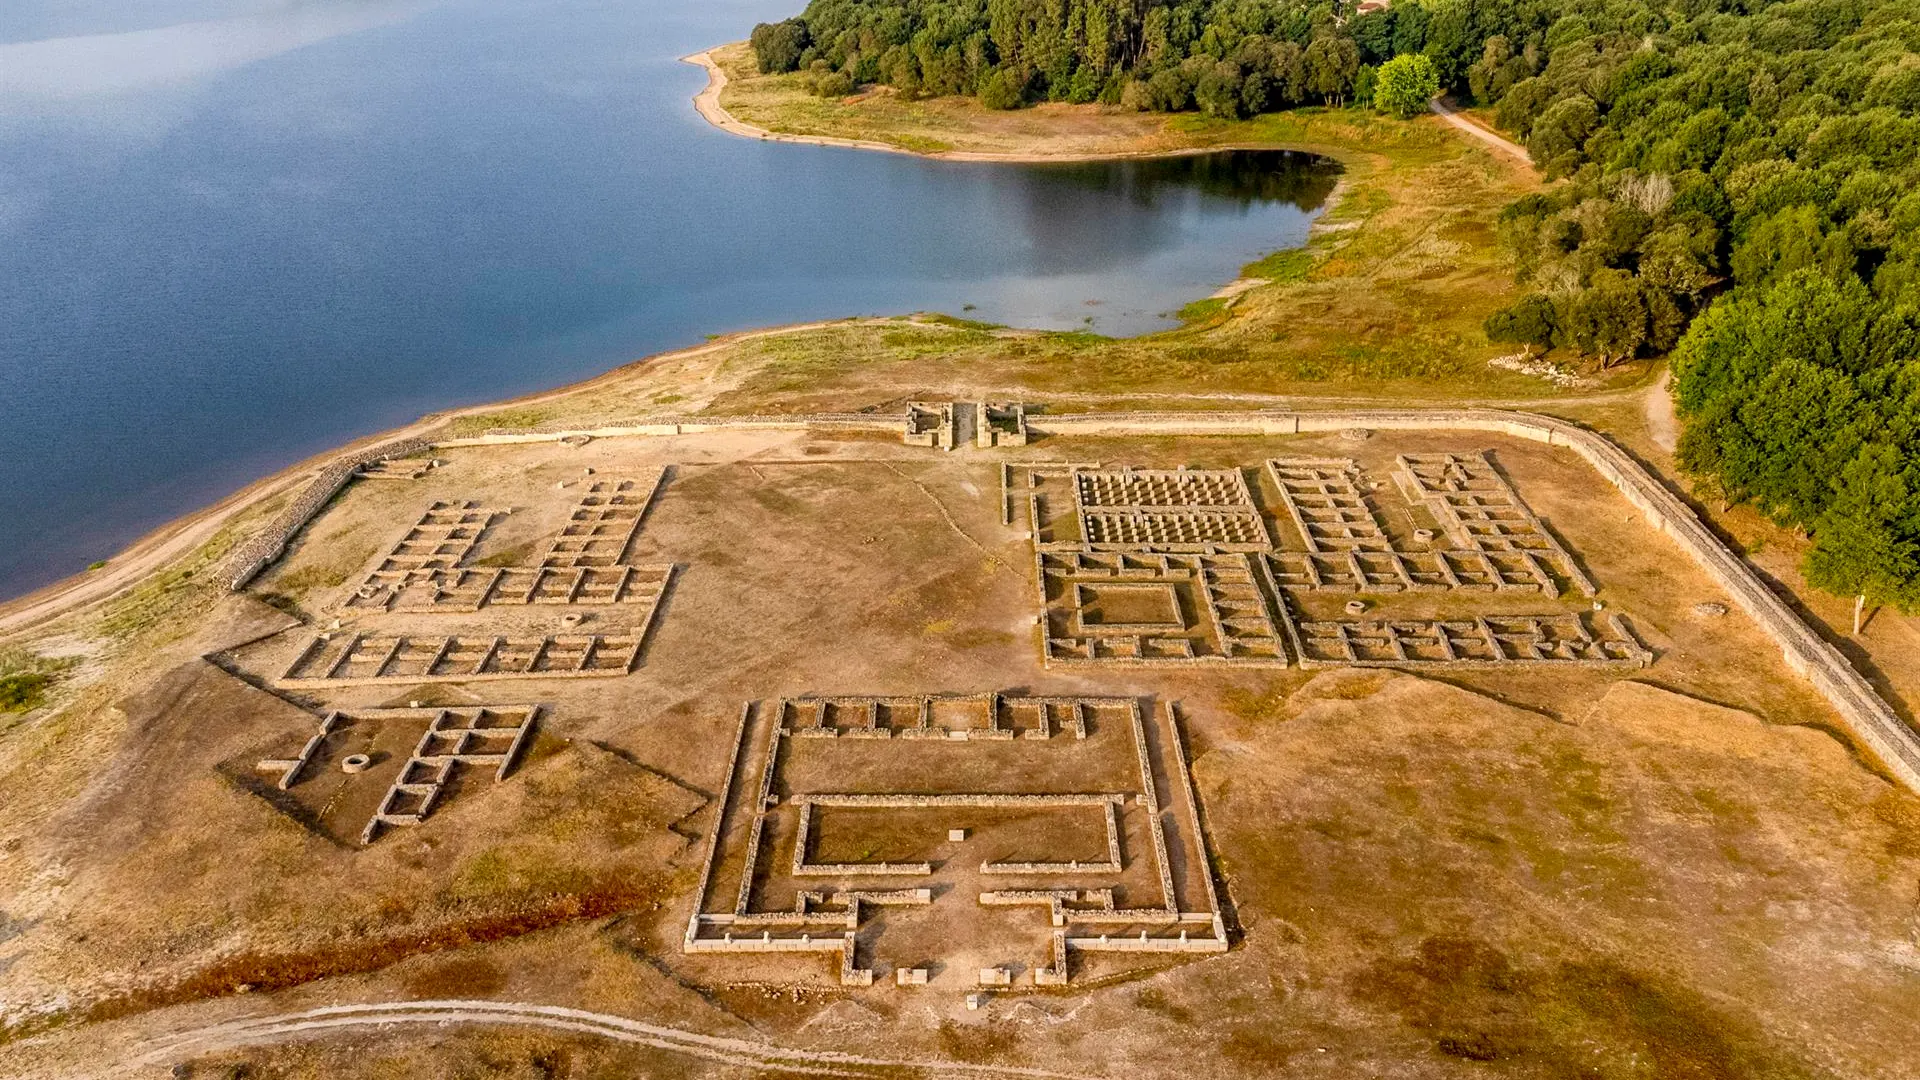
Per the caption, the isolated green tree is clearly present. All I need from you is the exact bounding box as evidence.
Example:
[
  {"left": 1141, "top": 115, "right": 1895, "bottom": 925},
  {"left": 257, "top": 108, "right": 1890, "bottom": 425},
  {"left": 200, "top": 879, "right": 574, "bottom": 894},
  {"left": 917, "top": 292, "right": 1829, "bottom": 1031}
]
[{"left": 1374, "top": 53, "right": 1439, "bottom": 119}]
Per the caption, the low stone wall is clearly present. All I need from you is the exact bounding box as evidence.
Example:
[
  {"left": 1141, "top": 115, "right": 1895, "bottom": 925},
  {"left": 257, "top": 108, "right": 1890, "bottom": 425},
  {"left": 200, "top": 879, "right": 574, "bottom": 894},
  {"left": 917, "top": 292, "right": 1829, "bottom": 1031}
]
[
  {"left": 219, "top": 403, "right": 1919, "bottom": 793},
  {"left": 1032, "top": 408, "right": 1920, "bottom": 793},
  {"left": 1069, "top": 932, "right": 1228, "bottom": 954},
  {"left": 431, "top": 413, "right": 896, "bottom": 449},
  {"left": 224, "top": 435, "right": 432, "bottom": 591}
]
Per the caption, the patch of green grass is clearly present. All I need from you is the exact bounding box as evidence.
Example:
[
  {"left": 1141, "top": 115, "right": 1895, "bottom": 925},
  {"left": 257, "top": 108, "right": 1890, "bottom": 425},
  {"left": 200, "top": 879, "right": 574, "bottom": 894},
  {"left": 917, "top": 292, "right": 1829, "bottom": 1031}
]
[
  {"left": 0, "top": 648, "right": 79, "bottom": 714},
  {"left": 96, "top": 559, "right": 212, "bottom": 642},
  {"left": 1178, "top": 297, "right": 1228, "bottom": 323},
  {"left": 916, "top": 312, "right": 1003, "bottom": 332},
  {"left": 893, "top": 133, "right": 954, "bottom": 154},
  {"left": 0, "top": 673, "right": 52, "bottom": 713},
  {"left": 93, "top": 514, "right": 254, "bottom": 644},
  {"left": 878, "top": 327, "right": 994, "bottom": 353},
  {"left": 446, "top": 407, "right": 555, "bottom": 436},
  {"left": 1241, "top": 248, "right": 1316, "bottom": 282}
]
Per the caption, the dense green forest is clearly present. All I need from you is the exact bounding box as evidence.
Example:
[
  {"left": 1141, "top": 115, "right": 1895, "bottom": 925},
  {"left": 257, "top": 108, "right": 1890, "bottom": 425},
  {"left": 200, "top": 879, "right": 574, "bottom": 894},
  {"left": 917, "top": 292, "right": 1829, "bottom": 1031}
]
[{"left": 751, "top": 0, "right": 1920, "bottom": 617}]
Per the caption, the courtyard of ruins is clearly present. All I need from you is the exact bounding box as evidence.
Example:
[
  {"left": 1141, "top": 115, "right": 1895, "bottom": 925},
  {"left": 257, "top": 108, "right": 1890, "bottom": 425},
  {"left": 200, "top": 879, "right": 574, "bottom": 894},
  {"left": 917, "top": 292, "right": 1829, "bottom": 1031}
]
[{"left": 177, "top": 405, "right": 1826, "bottom": 995}]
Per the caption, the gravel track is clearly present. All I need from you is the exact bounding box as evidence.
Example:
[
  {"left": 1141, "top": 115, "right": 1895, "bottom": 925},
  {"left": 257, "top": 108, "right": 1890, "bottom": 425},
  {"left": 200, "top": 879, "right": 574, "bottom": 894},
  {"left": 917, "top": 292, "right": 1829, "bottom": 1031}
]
[{"left": 117, "top": 999, "right": 1105, "bottom": 1080}]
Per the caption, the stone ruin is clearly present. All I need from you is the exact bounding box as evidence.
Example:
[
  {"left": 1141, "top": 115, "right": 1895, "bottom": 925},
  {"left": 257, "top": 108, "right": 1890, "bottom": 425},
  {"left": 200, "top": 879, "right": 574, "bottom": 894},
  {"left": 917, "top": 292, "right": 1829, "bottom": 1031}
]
[
  {"left": 342, "top": 500, "right": 505, "bottom": 610},
  {"left": 276, "top": 632, "right": 644, "bottom": 687},
  {"left": 344, "top": 473, "right": 675, "bottom": 614},
  {"left": 1036, "top": 551, "right": 1287, "bottom": 666},
  {"left": 247, "top": 705, "right": 537, "bottom": 846},
  {"left": 537, "top": 474, "right": 666, "bottom": 568},
  {"left": 1066, "top": 468, "right": 1273, "bottom": 552},
  {"left": 977, "top": 402, "right": 1030, "bottom": 448},
  {"left": 354, "top": 457, "right": 441, "bottom": 481},
  {"left": 901, "top": 402, "right": 957, "bottom": 451},
  {"left": 261, "top": 473, "right": 683, "bottom": 689},
  {"left": 356, "top": 564, "right": 675, "bottom": 614},
  {"left": 903, "top": 401, "right": 1030, "bottom": 450},
  {"left": 1014, "top": 458, "right": 1646, "bottom": 671},
  {"left": 684, "top": 694, "right": 1227, "bottom": 988},
  {"left": 1264, "top": 454, "right": 1595, "bottom": 596},
  {"left": 1290, "top": 613, "right": 1650, "bottom": 668}
]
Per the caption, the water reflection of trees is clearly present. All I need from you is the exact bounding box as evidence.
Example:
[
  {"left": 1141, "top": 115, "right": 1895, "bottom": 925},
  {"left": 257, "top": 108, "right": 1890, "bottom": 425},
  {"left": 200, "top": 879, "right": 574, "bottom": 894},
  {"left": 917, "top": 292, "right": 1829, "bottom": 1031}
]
[
  {"left": 990, "top": 150, "right": 1340, "bottom": 274},
  {"left": 1044, "top": 150, "right": 1342, "bottom": 211}
]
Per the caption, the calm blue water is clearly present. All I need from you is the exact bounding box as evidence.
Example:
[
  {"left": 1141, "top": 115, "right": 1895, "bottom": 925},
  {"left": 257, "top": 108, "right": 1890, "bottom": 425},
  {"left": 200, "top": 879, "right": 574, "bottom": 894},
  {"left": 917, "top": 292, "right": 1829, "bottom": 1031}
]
[{"left": 0, "top": 0, "right": 1335, "bottom": 600}]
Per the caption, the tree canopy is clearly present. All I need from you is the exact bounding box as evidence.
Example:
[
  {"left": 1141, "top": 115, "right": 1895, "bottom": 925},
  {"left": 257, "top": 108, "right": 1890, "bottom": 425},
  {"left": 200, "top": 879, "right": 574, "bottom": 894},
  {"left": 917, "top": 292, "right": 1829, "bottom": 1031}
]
[
  {"left": 751, "top": 0, "right": 1405, "bottom": 111},
  {"left": 747, "top": 0, "right": 1920, "bottom": 612}
]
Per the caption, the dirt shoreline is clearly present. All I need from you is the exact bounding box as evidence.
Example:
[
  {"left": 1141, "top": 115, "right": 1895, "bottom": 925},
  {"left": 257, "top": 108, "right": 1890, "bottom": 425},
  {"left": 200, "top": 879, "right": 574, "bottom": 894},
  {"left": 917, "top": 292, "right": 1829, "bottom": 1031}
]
[
  {"left": 683, "top": 47, "right": 1328, "bottom": 164},
  {"left": 0, "top": 318, "right": 869, "bottom": 639},
  {"left": 1, "top": 56, "right": 1515, "bottom": 636}
]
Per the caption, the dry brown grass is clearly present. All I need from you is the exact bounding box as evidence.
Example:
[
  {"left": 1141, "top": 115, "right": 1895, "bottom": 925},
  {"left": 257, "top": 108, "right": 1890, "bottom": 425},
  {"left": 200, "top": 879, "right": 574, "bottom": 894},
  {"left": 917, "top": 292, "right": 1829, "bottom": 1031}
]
[
  {"left": 4, "top": 427, "right": 1915, "bottom": 1080},
  {"left": 0, "top": 58, "right": 1911, "bottom": 1075}
]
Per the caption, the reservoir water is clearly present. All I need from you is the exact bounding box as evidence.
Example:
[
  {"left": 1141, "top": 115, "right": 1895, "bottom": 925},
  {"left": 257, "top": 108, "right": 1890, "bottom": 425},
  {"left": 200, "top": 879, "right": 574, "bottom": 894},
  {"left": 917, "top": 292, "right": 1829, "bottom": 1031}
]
[{"left": 0, "top": 0, "right": 1338, "bottom": 600}]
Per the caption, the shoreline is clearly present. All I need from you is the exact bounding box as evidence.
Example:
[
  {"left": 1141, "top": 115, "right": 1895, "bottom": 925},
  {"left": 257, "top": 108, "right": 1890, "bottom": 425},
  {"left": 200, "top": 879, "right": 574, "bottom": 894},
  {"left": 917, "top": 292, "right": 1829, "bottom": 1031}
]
[
  {"left": 0, "top": 300, "right": 1646, "bottom": 637},
  {"left": 681, "top": 48, "right": 1338, "bottom": 164},
  {"left": 1, "top": 50, "right": 1507, "bottom": 634},
  {"left": 0, "top": 318, "right": 871, "bottom": 638}
]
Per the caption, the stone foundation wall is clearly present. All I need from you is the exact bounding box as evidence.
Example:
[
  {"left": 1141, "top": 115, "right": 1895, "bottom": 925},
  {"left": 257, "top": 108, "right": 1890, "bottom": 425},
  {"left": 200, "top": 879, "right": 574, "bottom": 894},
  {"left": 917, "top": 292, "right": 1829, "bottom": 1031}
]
[
  {"left": 224, "top": 436, "right": 431, "bottom": 590},
  {"left": 220, "top": 403, "right": 1920, "bottom": 792},
  {"left": 1031, "top": 408, "right": 1920, "bottom": 792}
]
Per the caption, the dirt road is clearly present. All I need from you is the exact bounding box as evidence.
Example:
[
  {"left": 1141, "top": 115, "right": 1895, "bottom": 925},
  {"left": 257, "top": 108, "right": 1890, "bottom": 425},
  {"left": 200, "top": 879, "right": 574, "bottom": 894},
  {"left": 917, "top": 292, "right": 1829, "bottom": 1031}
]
[
  {"left": 114, "top": 1000, "right": 1101, "bottom": 1080},
  {"left": 1429, "top": 98, "right": 1531, "bottom": 165}
]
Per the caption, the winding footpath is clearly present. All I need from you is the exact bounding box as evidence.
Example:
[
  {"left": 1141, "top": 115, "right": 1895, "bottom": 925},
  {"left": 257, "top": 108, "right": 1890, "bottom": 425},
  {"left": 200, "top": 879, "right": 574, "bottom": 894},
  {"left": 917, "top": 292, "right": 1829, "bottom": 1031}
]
[
  {"left": 110, "top": 1000, "right": 1101, "bottom": 1080},
  {"left": 1429, "top": 98, "right": 1532, "bottom": 165}
]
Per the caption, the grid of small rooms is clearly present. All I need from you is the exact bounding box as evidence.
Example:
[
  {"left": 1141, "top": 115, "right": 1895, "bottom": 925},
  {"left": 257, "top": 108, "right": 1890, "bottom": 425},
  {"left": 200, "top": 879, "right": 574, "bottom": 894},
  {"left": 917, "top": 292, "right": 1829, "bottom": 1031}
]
[{"left": 1017, "top": 458, "right": 1645, "bottom": 671}]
